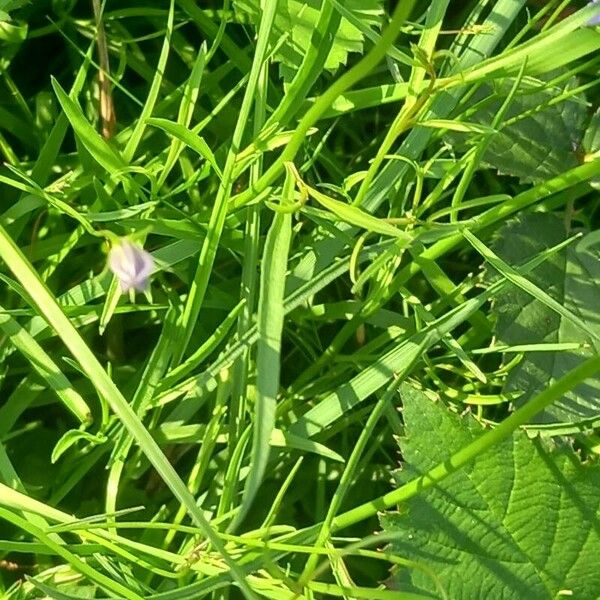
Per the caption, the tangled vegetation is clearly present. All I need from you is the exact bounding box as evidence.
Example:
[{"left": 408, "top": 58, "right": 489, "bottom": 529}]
[{"left": 0, "top": 1, "right": 600, "bottom": 598}]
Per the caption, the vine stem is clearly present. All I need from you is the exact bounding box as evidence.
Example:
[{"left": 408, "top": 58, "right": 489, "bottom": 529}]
[
  {"left": 331, "top": 353, "right": 600, "bottom": 531},
  {"left": 232, "top": 0, "right": 418, "bottom": 208}
]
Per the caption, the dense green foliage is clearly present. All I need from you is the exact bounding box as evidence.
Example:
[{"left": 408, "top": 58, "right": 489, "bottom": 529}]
[
  {"left": 382, "top": 384, "right": 600, "bottom": 599},
  {"left": 0, "top": 1, "right": 599, "bottom": 599}
]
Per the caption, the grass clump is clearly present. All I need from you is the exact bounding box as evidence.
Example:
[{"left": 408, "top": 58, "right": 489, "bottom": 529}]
[{"left": 0, "top": 1, "right": 599, "bottom": 599}]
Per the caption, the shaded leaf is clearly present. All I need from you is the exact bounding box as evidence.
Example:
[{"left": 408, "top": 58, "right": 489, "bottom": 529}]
[
  {"left": 381, "top": 383, "right": 600, "bottom": 599},
  {"left": 234, "top": 0, "right": 383, "bottom": 80},
  {"left": 449, "top": 75, "right": 587, "bottom": 183},
  {"left": 51, "top": 429, "right": 106, "bottom": 464},
  {"left": 490, "top": 213, "right": 600, "bottom": 424}
]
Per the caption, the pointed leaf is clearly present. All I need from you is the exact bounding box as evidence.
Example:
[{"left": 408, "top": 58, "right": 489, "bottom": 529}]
[
  {"left": 448, "top": 74, "right": 587, "bottom": 183},
  {"left": 490, "top": 213, "right": 600, "bottom": 424},
  {"left": 51, "top": 78, "right": 127, "bottom": 174}
]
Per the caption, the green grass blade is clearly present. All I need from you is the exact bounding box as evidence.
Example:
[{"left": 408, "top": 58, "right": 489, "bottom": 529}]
[
  {"left": 0, "top": 306, "right": 91, "bottom": 424},
  {"left": 301, "top": 378, "right": 400, "bottom": 580},
  {"left": 173, "top": 0, "right": 282, "bottom": 364},
  {"left": 157, "top": 41, "right": 207, "bottom": 186},
  {"left": 155, "top": 242, "right": 390, "bottom": 404},
  {"left": 232, "top": 209, "right": 292, "bottom": 530},
  {"left": 51, "top": 78, "right": 126, "bottom": 173},
  {"left": 270, "top": 430, "right": 343, "bottom": 463},
  {"left": 0, "top": 507, "right": 143, "bottom": 600},
  {"left": 98, "top": 276, "right": 121, "bottom": 335},
  {"left": 0, "top": 222, "right": 257, "bottom": 599},
  {"left": 162, "top": 299, "right": 244, "bottom": 387},
  {"left": 453, "top": 4, "right": 600, "bottom": 86},
  {"left": 122, "top": 0, "right": 174, "bottom": 162},
  {"left": 230, "top": 0, "right": 418, "bottom": 208}
]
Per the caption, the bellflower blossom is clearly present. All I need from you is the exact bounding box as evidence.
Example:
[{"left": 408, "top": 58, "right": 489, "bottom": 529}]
[
  {"left": 108, "top": 239, "right": 155, "bottom": 294},
  {"left": 588, "top": 0, "right": 600, "bottom": 26}
]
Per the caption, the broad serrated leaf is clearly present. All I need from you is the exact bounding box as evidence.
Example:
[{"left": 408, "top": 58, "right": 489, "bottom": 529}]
[
  {"left": 450, "top": 75, "right": 587, "bottom": 183},
  {"left": 380, "top": 383, "right": 600, "bottom": 599},
  {"left": 234, "top": 0, "right": 383, "bottom": 80},
  {"left": 489, "top": 213, "right": 600, "bottom": 424}
]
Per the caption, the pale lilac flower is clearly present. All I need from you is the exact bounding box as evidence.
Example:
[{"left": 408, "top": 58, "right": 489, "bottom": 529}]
[
  {"left": 108, "top": 239, "right": 154, "bottom": 293},
  {"left": 588, "top": 0, "right": 600, "bottom": 26}
]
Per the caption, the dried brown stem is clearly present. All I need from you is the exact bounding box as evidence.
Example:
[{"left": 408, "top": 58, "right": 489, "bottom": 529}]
[{"left": 92, "top": 0, "right": 116, "bottom": 139}]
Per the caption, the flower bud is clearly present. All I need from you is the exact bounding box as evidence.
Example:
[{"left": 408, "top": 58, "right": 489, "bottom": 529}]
[{"left": 108, "top": 239, "right": 154, "bottom": 293}]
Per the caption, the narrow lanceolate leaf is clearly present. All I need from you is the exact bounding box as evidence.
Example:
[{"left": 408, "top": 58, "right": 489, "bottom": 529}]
[
  {"left": 98, "top": 275, "right": 121, "bottom": 335},
  {"left": 306, "top": 184, "right": 413, "bottom": 240},
  {"left": 0, "top": 307, "right": 91, "bottom": 424},
  {"left": 381, "top": 383, "right": 600, "bottom": 599},
  {"left": 157, "top": 41, "right": 207, "bottom": 186},
  {"left": 148, "top": 118, "right": 222, "bottom": 179},
  {"left": 234, "top": 210, "right": 292, "bottom": 529},
  {"left": 488, "top": 213, "right": 600, "bottom": 424},
  {"left": 51, "top": 78, "right": 126, "bottom": 173}
]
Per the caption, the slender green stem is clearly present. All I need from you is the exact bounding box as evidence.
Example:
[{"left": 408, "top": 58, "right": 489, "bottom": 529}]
[
  {"left": 300, "top": 379, "right": 399, "bottom": 581},
  {"left": 353, "top": 0, "right": 449, "bottom": 207},
  {"left": 174, "top": 0, "right": 281, "bottom": 363},
  {"left": 331, "top": 354, "right": 600, "bottom": 531},
  {"left": 231, "top": 0, "right": 418, "bottom": 208},
  {"left": 229, "top": 49, "right": 270, "bottom": 454}
]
